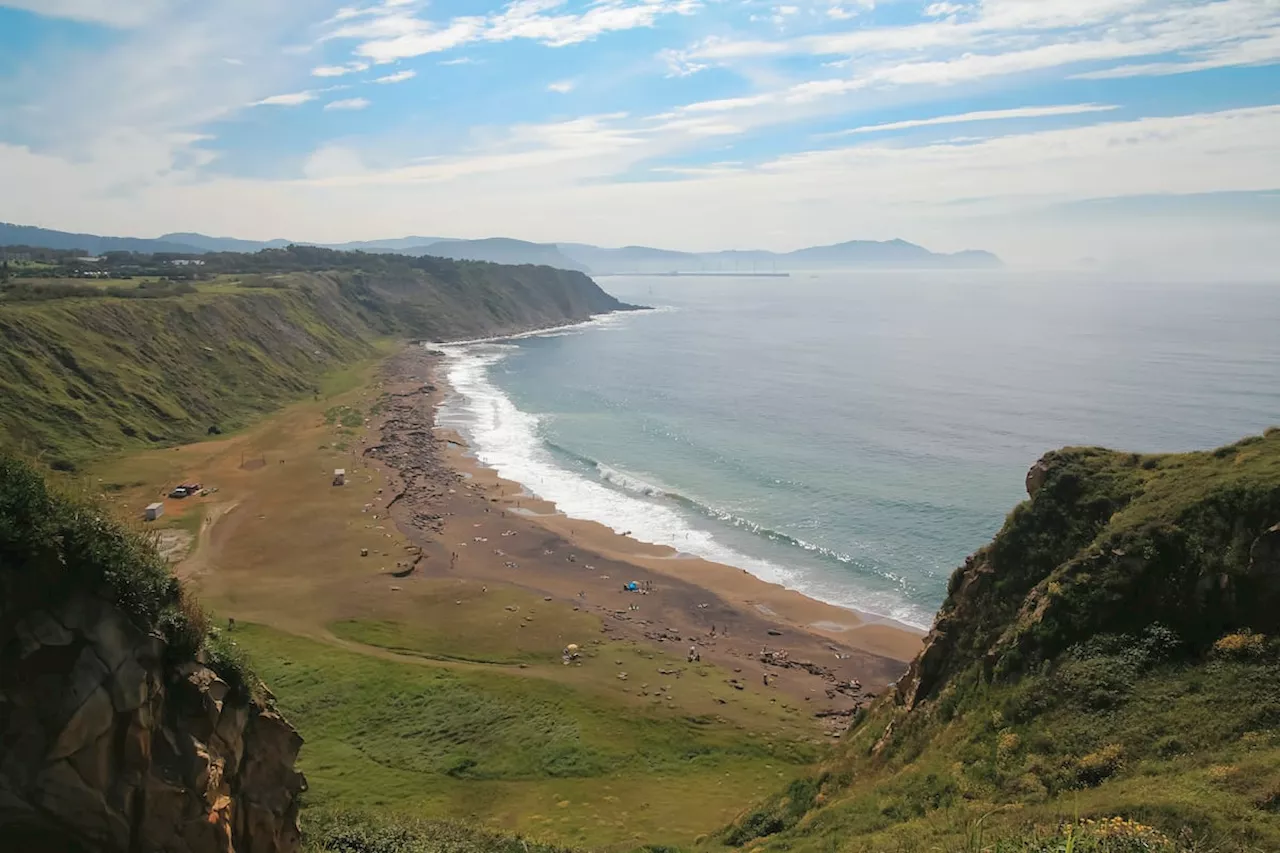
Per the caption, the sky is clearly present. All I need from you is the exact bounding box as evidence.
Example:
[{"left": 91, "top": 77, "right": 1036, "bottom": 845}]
[{"left": 0, "top": 0, "right": 1278, "bottom": 268}]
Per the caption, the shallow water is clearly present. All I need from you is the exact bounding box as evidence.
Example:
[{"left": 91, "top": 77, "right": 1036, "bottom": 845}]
[{"left": 438, "top": 271, "right": 1280, "bottom": 628}]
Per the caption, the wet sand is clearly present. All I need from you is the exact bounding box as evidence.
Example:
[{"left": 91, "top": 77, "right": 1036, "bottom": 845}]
[{"left": 364, "top": 344, "right": 925, "bottom": 721}]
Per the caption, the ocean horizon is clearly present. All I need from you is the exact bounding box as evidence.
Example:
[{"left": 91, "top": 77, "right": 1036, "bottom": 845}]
[{"left": 437, "top": 271, "right": 1280, "bottom": 629}]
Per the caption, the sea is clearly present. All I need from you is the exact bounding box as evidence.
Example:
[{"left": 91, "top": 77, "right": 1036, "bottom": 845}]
[{"left": 437, "top": 271, "right": 1280, "bottom": 630}]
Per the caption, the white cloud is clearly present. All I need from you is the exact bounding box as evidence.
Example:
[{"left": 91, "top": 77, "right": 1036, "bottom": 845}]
[
  {"left": 1073, "top": 31, "right": 1280, "bottom": 79},
  {"left": 312, "top": 61, "right": 371, "bottom": 77},
  {"left": 832, "top": 103, "right": 1120, "bottom": 135},
  {"left": 672, "top": 0, "right": 1280, "bottom": 98},
  {"left": 304, "top": 144, "right": 369, "bottom": 180},
  {"left": 547, "top": 80, "right": 576, "bottom": 93},
  {"left": 324, "top": 97, "right": 371, "bottom": 110},
  {"left": 5, "top": 106, "right": 1280, "bottom": 271},
  {"left": 326, "top": 0, "right": 703, "bottom": 63},
  {"left": 2, "top": 0, "right": 345, "bottom": 176},
  {"left": 0, "top": 0, "right": 171, "bottom": 27},
  {"left": 658, "top": 47, "right": 707, "bottom": 76},
  {"left": 254, "top": 90, "right": 322, "bottom": 107},
  {"left": 4, "top": 0, "right": 1280, "bottom": 274},
  {"left": 374, "top": 69, "right": 417, "bottom": 83}
]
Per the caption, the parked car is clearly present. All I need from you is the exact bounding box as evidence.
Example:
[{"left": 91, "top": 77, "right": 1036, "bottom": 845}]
[{"left": 169, "top": 487, "right": 189, "bottom": 499}]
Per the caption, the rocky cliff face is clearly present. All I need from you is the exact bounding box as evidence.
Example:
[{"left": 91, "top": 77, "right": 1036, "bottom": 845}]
[{"left": 0, "top": 592, "right": 305, "bottom": 853}]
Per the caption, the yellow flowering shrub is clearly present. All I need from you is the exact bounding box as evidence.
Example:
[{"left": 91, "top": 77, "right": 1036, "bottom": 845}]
[{"left": 1212, "top": 630, "right": 1268, "bottom": 659}]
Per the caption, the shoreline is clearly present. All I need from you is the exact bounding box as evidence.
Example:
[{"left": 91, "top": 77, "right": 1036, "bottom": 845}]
[
  {"left": 367, "top": 339, "right": 924, "bottom": 717},
  {"left": 431, "top": 314, "right": 926, "bottom": 641},
  {"left": 440, "top": 431, "right": 926, "bottom": 662}
]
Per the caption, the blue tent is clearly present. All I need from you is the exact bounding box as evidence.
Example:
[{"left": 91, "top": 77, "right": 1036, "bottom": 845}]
[{"left": 625, "top": 581, "right": 640, "bottom": 592}]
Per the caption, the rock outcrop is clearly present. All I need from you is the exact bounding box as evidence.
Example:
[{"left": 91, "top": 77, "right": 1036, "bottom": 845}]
[{"left": 0, "top": 593, "right": 305, "bottom": 853}]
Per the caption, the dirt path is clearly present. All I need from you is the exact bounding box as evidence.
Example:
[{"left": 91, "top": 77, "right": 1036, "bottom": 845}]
[{"left": 176, "top": 500, "right": 240, "bottom": 581}]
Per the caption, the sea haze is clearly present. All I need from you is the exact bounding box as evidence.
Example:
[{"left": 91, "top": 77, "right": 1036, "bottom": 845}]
[{"left": 437, "top": 272, "right": 1280, "bottom": 629}]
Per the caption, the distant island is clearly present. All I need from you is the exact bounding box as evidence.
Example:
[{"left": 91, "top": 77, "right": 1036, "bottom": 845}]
[{"left": 1, "top": 222, "right": 1003, "bottom": 273}]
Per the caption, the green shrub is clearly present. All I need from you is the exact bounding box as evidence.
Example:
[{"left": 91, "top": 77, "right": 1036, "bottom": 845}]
[
  {"left": 722, "top": 775, "right": 827, "bottom": 845},
  {"left": 1075, "top": 744, "right": 1125, "bottom": 787},
  {"left": 302, "top": 809, "right": 573, "bottom": 853},
  {"left": 0, "top": 452, "right": 255, "bottom": 691},
  {"left": 203, "top": 627, "right": 260, "bottom": 700},
  {"left": 1212, "top": 631, "right": 1269, "bottom": 660}
]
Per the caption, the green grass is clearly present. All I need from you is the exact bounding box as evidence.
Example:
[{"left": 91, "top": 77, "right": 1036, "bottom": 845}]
[
  {"left": 714, "top": 653, "right": 1280, "bottom": 853},
  {"left": 713, "top": 431, "right": 1280, "bottom": 853},
  {"left": 234, "top": 624, "right": 818, "bottom": 850},
  {"left": 329, "top": 585, "right": 602, "bottom": 665},
  {"left": 0, "top": 279, "right": 383, "bottom": 469},
  {"left": 302, "top": 809, "right": 577, "bottom": 853},
  {"left": 0, "top": 255, "right": 622, "bottom": 470}
]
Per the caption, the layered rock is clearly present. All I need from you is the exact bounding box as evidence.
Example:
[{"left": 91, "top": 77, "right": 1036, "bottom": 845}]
[{"left": 0, "top": 593, "right": 305, "bottom": 853}]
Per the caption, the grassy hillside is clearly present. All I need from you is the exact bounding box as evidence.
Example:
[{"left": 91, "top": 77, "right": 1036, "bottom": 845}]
[
  {"left": 718, "top": 431, "right": 1280, "bottom": 853},
  {"left": 0, "top": 254, "right": 626, "bottom": 468}
]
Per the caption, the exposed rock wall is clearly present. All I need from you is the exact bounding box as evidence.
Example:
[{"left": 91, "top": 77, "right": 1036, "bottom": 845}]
[{"left": 0, "top": 593, "right": 305, "bottom": 853}]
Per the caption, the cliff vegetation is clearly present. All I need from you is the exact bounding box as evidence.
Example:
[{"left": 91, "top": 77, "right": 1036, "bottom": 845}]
[
  {"left": 718, "top": 431, "right": 1280, "bottom": 852},
  {"left": 0, "top": 452, "right": 305, "bottom": 852},
  {"left": 0, "top": 247, "right": 627, "bottom": 469}
]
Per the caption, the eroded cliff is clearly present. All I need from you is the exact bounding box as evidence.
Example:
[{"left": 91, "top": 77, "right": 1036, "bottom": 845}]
[{"left": 0, "top": 455, "right": 305, "bottom": 853}]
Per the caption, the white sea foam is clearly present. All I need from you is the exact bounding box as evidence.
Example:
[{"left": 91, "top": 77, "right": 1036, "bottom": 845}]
[
  {"left": 596, "top": 463, "right": 668, "bottom": 497},
  {"left": 437, "top": 344, "right": 808, "bottom": 591},
  {"left": 436, "top": 336, "right": 931, "bottom": 629}
]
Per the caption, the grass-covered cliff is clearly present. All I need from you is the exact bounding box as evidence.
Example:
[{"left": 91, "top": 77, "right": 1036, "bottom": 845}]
[
  {"left": 0, "top": 250, "right": 627, "bottom": 468},
  {"left": 720, "top": 431, "right": 1280, "bottom": 853}
]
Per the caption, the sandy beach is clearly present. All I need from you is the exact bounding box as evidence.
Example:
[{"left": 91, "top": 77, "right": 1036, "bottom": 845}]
[{"left": 366, "top": 343, "right": 924, "bottom": 717}]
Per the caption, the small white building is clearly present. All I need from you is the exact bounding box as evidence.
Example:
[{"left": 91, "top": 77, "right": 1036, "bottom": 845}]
[
  {"left": 144, "top": 502, "right": 164, "bottom": 521},
  {"left": 333, "top": 469, "right": 346, "bottom": 486}
]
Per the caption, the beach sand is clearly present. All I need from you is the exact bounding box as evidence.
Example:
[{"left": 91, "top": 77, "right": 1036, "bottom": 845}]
[{"left": 368, "top": 345, "right": 925, "bottom": 715}]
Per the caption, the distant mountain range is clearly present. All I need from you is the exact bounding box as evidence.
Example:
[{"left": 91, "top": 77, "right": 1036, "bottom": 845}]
[{"left": 1, "top": 222, "right": 1003, "bottom": 272}]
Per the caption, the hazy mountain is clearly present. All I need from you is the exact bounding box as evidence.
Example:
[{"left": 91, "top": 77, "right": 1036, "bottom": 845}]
[
  {"left": 412, "top": 238, "right": 590, "bottom": 271},
  {"left": 557, "top": 243, "right": 695, "bottom": 271},
  {"left": 785, "top": 238, "right": 1001, "bottom": 269},
  {"left": 3, "top": 224, "right": 1002, "bottom": 272},
  {"left": 160, "top": 233, "right": 292, "bottom": 252},
  {"left": 559, "top": 238, "right": 1003, "bottom": 273},
  {"left": 1, "top": 223, "right": 203, "bottom": 255},
  {"left": 325, "top": 237, "right": 447, "bottom": 253}
]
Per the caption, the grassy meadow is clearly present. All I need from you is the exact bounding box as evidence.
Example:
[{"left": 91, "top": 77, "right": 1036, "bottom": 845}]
[
  {"left": 237, "top": 624, "right": 817, "bottom": 850},
  {"left": 75, "top": 355, "right": 826, "bottom": 852}
]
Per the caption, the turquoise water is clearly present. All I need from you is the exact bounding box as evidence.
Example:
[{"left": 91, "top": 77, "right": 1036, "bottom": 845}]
[{"left": 438, "top": 272, "right": 1280, "bottom": 628}]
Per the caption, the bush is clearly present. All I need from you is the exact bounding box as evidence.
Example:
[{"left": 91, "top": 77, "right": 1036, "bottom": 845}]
[
  {"left": 302, "top": 809, "right": 573, "bottom": 853},
  {"left": 1212, "top": 631, "right": 1269, "bottom": 660},
  {"left": 0, "top": 452, "right": 254, "bottom": 691},
  {"left": 722, "top": 775, "right": 826, "bottom": 845},
  {"left": 1076, "top": 744, "right": 1125, "bottom": 787},
  {"left": 203, "top": 627, "right": 260, "bottom": 700}
]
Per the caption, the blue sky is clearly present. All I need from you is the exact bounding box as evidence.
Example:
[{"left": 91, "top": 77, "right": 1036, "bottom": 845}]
[{"left": 0, "top": 0, "right": 1278, "bottom": 267}]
